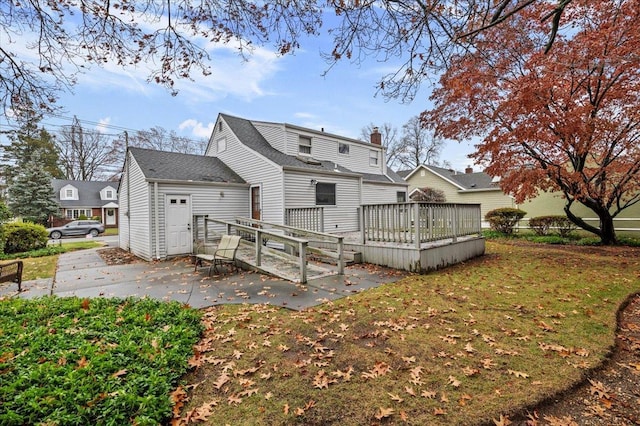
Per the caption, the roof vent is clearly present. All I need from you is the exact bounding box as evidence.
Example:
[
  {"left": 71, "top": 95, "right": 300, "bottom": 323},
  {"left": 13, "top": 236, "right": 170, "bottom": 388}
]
[{"left": 296, "top": 155, "right": 322, "bottom": 165}]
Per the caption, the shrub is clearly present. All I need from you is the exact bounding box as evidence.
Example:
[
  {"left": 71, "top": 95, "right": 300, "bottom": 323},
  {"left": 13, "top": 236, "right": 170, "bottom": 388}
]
[
  {"left": 529, "top": 216, "right": 556, "bottom": 236},
  {"left": 485, "top": 207, "right": 526, "bottom": 235},
  {"left": 2, "top": 222, "right": 49, "bottom": 254},
  {"left": 529, "top": 215, "right": 577, "bottom": 237},
  {"left": 78, "top": 214, "right": 88, "bottom": 220}
]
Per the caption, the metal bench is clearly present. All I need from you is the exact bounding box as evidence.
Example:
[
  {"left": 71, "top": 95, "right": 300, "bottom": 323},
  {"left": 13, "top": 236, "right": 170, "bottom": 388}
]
[
  {"left": 194, "top": 235, "right": 241, "bottom": 276},
  {"left": 0, "top": 260, "right": 24, "bottom": 292}
]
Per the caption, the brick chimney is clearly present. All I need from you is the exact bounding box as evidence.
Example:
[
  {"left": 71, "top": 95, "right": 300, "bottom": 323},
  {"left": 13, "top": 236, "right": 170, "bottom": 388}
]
[
  {"left": 465, "top": 165, "right": 473, "bottom": 174},
  {"left": 370, "top": 127, "right": 382, "bottom": 145}
]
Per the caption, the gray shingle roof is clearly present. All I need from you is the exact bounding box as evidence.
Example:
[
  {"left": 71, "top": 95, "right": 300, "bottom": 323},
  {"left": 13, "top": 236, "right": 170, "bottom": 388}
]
[
  {"left": 221, "top": 114, "right": 405, "bottom": 184},
  {"left": 398, "top": 165, "right": 498, "bottom": 190},
  {"left": 52, "top": 179, "right": 119, "bottom": 208},
  {"left": 129, "top": 147, "right": 245, "bottom": 184}
]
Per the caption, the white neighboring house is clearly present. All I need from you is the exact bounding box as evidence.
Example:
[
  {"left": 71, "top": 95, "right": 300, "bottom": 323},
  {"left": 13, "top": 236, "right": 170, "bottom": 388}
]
[
  {"left": 51, "top": 179, "right": 119, "bottom": 227},
  {"left": 119, "top": 113, "right": 408, "bottom": 260}
]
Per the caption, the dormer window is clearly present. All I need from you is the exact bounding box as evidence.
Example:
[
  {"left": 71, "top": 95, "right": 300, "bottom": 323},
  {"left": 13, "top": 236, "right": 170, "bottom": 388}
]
[
  {"left": 299, "top": 136, "right": 312, "bottom": 155},
  {"left": 100, "top": 186, "right": 117, "bottom": 200},
  {"left": 60, "top": 184, "right": 78, "bottom": 200}
]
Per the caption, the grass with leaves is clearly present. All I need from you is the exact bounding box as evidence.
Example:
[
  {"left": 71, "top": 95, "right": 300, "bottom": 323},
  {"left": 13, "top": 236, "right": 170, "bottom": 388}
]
[
  {"left": 0, "top": 241, "right": 102, "bottom": 280},
  {"left": 177, "top": 241, "right": 640, "bottom": 425},
  {"left": 0, "top": 297, "right": 203, "bottom": 425}
]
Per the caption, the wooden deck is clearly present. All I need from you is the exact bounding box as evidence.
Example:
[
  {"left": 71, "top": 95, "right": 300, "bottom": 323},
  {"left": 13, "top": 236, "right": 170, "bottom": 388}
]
[{"left": 194, "top": 202, "right": 485, "bottom": 282}]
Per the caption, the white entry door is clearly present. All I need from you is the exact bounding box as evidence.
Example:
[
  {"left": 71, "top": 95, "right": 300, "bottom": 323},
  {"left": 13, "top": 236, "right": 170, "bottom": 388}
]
[
  {"left": 166, "top": 195, "right": 191, "bottom": 255},
  {"left": 105, "top": 208, "right": 116, "bottom": 225}
]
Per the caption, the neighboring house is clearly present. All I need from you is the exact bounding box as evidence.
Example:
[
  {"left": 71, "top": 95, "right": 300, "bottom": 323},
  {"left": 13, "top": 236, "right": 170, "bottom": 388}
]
[
  {"left": 119, "top": 113, "right": 408, "bottom": 260},
  {"left": 519, "top": 191, "right": 640, "bottom": 235},
  {"left": 398, "top": 164, "right": 516, "bottom": 220},
  {"left": 51, "top": 179, "right": 119, "bottom": 227}
]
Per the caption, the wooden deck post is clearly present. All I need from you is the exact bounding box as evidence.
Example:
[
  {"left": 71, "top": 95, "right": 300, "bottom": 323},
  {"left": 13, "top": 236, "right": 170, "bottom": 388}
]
[
  {"left": 360, "top": 206, "right": 367, "bottom": 245},
  {"left": 453, "top": 205, "right": 459, "bottom": 243},
  {"left": 414, "top": 203, "right": 421, "bottom": 249},
  {"left": 255, "top": 229, "right": 262, "bottom": 266},
  {"left": 299, "top": 241, "right": 307, "bottom": 283},
  {"left": 337, "top": 236, "right": 345, "bottom": 275}
]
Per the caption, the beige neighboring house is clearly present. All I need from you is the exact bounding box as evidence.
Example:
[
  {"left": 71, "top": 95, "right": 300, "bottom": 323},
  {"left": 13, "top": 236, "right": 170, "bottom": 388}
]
[
  {"left": 520, "top": 191, "right": 640, "bottom": 235},
  {"left": 397, "top": 164, "right": 516, "bottom": 221}
]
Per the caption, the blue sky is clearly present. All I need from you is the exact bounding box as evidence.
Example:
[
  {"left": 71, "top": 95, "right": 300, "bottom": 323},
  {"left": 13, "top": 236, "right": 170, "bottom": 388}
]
[{"left": 17, "top": 19, "right": 477, "bottom": 172}]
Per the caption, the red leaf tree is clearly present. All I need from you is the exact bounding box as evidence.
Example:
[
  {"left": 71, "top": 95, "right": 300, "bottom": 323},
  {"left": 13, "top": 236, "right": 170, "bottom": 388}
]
[{"left": 425, "top": 0, "right": 640, "bottom": 244}]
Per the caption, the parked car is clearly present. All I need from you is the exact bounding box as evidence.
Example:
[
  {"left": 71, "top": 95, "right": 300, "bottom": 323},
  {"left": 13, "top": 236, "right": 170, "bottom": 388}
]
[{"left": 47, "top": 220, "right": 105, "bottom": 239}]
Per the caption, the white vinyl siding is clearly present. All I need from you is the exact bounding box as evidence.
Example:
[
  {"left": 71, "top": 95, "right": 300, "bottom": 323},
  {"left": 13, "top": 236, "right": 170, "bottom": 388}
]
[
  {"left": 212, "top": 122, "right": 285, "bottom": 225},
  {"left": 362, "top": 183, "right": 407, "bottom": 205},
  {"left": 284, "top": 171, "right": 361, "bottom": 232},
  {"left": 253, "top": 122, "right": 286, "bottom": 152},
  {"left": 152, "top": 183, "right": 249, "bottom": 258},
  {"left": 119, "top": 155, "right": 152, "bottom": 260}
]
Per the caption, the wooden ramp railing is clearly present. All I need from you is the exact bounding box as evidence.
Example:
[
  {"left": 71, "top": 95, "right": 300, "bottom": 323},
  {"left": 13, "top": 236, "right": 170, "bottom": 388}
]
[{"left": 192, "top": 216, "right": 345, "bottom": 283}]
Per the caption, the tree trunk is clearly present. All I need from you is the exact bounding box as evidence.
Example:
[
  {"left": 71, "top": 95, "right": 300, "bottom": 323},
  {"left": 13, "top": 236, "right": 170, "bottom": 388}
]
[
  {"left": 564, "top": 202, "right": 617, "bottom": 245},
  {"left": 598, "top": 212, "right": 617, "bottom": 245}
]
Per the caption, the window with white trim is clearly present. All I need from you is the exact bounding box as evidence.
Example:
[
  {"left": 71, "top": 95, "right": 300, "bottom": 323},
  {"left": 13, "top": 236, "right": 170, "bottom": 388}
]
[
  {"left": 315, "top": 183, "right": 336, "bottom": 206},
  {"left": 299, "top": 136, "right": 312, "bottom": 155},
  {"left": 65, "top": 209, "right": 92, "bottom": 219},
  {"left": 397, "top": 192, "right": 406, "bottom": 203},
  {"left": 338, "top": 143, "right": 349, "bottom": 155},
  {"left": 66, "top": 189, "right": 74, "bottom": 198},
  {"left": 106, "top": 190, "right": 114, "bottom": 199},
  {"left": 217, "top": 137, "right": 226, "bottom": 153},
  {"left": 369, "top": 150, "right": 379, "bottom": 166}
]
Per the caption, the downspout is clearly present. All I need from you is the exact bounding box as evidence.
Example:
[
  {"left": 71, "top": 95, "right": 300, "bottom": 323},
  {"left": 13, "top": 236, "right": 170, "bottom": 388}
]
[
  {"left": 154, "top": 182, "right": 160, "bottom": 260},
  {"left": 125, "top": 136, "right": 131, "bottom": 252}
]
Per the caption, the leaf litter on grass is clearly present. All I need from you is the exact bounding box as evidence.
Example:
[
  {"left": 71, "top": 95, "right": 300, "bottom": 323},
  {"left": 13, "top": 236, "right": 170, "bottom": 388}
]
[{"left": 176, "top": 242, "right": 640, "bottom": 425}]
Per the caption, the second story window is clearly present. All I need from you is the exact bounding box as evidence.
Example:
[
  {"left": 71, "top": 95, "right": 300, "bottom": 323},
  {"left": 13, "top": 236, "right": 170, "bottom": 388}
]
[
  {"left": 369, "top": 150, "right": 379, "bottom": 166},
  {"left": 106, "top": 190, "right": 113, "bottom": 199},
  {"left": 338, "top": 143, "right": 349, "bottom": 155},
  {"left": 217, "top": 137, "right": 226, "bottom": 153},
  {"left": 299, "top": 136, "right": 311, "bottom": 155},
  {"left": 65, "top": 189, "right": 74, "bottom": 198}
]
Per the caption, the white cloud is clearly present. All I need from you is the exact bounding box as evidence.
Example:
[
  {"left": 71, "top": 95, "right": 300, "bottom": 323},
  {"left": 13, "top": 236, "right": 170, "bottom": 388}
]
[
  {"left": 179, "top": 119, "right": 214, "bottom": 138},
  {"left": 96, "top": 117, "right": 111, "bottom": 133}
]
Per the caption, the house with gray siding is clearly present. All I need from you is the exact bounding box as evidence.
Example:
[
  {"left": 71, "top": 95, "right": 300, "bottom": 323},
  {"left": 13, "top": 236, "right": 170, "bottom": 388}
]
[
  {"left": 120, "top": 114, "right": 408, "bottom": 260},
  {"left": 51, "top": 179, "right": 119, "bottom": 228},
  {"left": 208, "top": 114, "right": 407, "bottom": 233},
  {"left": 119, "top": 148, "right": 247, "bottom": 261}
]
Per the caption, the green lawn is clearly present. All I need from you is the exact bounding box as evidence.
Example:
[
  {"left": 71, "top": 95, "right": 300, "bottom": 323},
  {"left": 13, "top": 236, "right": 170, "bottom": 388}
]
[
  {"left": 177, "top": 241, "right": 640, "bottom": 425},
  {"left": 1, "top": 241, "right": 638, "bottom": 425}
]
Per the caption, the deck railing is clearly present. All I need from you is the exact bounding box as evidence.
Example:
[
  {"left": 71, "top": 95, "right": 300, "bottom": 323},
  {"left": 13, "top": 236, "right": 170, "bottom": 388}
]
[
  {"left": 361, "top": 202, "right": 482, "bottom": 248},
  {"left": 285, "top": 207, "right": 324, "bottom": 232},
  {"left": 192, "top": 215, "right": 345, "bottom": 283}
]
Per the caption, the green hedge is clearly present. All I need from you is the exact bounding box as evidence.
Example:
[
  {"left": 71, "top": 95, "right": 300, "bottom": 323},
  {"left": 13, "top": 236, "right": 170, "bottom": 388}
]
[
  {"left": 529, "top": 215, "right": 577, "bottom": 237},
  {"left": 1, "top": 222, "right": 49, "bottom": 254}
]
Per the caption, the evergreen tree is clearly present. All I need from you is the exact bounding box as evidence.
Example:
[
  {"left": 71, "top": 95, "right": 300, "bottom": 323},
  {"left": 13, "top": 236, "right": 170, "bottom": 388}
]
[
  {"left": 8, "top": 152, "right": 59, "bottom": 224},
  {"left": 2, "top": 118, "right": 63, "bottom": 182}
]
